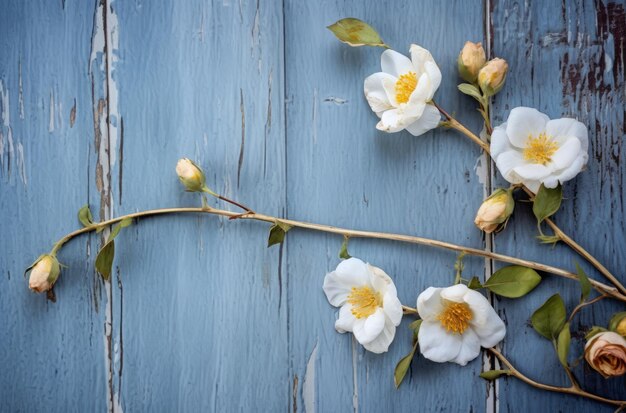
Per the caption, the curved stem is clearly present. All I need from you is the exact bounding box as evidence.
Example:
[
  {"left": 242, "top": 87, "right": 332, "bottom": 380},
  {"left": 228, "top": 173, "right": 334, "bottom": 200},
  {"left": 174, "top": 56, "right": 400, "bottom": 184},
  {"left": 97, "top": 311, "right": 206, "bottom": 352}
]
[
  {"left": 436, "top": 105, "right": 625, "bottom": 295},
  {"left": 488, "top": 348, "right": 626, "bottom": 408},
  {"left": 567, "top": 294, "right": 609, "bottom": 324},
  {"left": 49, "top": 205, "right": 626, "bottom": 302},
  {"left": 217, "top": 194, "right": 254, "bottom": 213}
]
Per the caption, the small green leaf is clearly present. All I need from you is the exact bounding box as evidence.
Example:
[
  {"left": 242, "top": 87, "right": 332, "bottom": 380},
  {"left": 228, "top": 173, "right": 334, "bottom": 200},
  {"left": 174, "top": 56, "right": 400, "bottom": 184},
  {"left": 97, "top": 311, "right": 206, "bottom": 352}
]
[
  {"left": 531, "top": 294, "right": 567, "bottom": 340},
  {"left": 339, "top": 236, "right": 351, "bottom": 259},
  {"left": 467, "top": 276, "right": 483, "bottom": 290},
  {"left": 585, "top": 326, "right": 608, "bottom": 340},
  {"left": 457, "top": 83, "right": 484, "bottom": 103},
  {"left": 394, "top": 343, "right": 417, "bottom": 388},
  {"left": 409, "top": 319, "right": 423, "bottom": 344},
  {"left": 95, "top": 240, "right": 115, "bottom": 281},
  {"left": 327, "top": 18, "right": 388, "bottom": 48},
  {"left": 480, "top": 370, "right": 511, "bottom": 380},
  {"left": 533, "top": 184, "right": 562, "bottom": 224},
  {"left": 484, "top": 266, "right": 542, "bottom": 298},
  {"left": 557, "top": 323, "right": 571, "bottom": 367},
  {"left": 109, "top": 217, "right": 133, "bottom": 240},
  {"left": 267, "top": 221, "right": 292, "bottom": 247},
  {"left": 537, "top": 234, "right": 561, "bottom": 245},
  {"left": 575, "top": 263, "right": 591, "bottom": 303},
  {"left": 78, "top": 204, "right": 94, "bottom": 227}
]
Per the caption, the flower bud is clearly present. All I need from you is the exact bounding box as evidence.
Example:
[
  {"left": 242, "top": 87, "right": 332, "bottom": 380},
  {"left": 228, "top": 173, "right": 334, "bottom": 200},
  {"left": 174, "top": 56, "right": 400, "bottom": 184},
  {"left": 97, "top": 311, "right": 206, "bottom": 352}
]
[
  {"left": 609, "top": 312, "right": 626, "bottom": 337},
  {"left": 478, "top": 58, "right": 508, "bottom": 97},
  {"left": 474, "top": 189, "right": 514, "bottom": 233},
  {"left": 176, "top": 158, "right": 207, "bottom": 192},
  {"left": 584, "top": 331, "right": 626, "bottom": 378},
  {"left": 28, "top": 255, "right": 60, "bottom": 293},
  {"left": 457, "top": 41, "right": 486, "bottom": 83}
]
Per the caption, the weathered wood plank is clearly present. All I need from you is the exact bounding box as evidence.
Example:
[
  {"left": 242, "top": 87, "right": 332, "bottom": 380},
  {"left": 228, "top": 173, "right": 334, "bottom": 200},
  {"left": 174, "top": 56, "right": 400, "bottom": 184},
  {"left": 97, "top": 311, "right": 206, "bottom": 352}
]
[
  {"left": 284, "top": 1, "right": 490, "bottom": 411},
  {"left": 109, "top": 0, "right": 287, "bottom": 410},
  {"left": 0, "top": 1, "right": 108, "bottom": 410},
  {"left": 490, "top": 0, "right": 626, "bottom": 411}
]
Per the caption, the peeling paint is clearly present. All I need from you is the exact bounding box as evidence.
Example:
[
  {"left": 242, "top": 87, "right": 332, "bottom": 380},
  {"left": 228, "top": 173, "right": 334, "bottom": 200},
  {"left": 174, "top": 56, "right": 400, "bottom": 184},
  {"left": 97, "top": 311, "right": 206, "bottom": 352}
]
[
  {"left": 323, "top": 96, "right": 348, "bottom": 105},
  {"left": 237, "top": 88, "right": 245, "bottom": 188},
  {"left": 49, "top": 90, "right": 55, "bottom": 132},
  {"left": 16, "top": 141, "right": 26, "bottom": 185},
  {"left": 302, "top": 340, "right": 318, "bottom": 413},
  {"left": 351, "top": 337, "right": 359, "bottom": 413},
  {"left": 18, "top": 59, "right": 24, "bottom": 119}
]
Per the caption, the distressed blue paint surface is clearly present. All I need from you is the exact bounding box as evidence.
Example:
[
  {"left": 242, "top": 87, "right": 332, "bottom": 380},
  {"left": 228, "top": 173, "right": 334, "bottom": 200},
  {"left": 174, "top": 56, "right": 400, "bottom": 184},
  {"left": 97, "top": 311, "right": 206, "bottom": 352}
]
[{"left": 0, "top": 0, "right": 624, "bottom": 412}]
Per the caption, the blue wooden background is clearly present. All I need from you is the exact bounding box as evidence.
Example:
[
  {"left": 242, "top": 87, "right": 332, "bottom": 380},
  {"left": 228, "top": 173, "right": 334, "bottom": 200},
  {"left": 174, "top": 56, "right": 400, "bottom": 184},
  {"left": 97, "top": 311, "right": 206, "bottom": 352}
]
[{"left": 1, "top": 0, "right": 624, "bottom": 411}]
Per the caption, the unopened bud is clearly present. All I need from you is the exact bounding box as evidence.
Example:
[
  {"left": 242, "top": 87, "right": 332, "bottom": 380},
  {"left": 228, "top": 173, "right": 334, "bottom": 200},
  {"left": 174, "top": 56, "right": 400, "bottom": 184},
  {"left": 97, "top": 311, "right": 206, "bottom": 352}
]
[
  {"left": 474, "top": 189, "right": 514, "bottom": 233},
  {"left": 458, "top": 41, "right": 486, "bottom": 83},
  {"left": 176, "top": 158, "right": 208, "bottom": 193},
  {"left": 609, "top": 312, "right": 626, "bottom": 337},
  {"left": 27, "top": 255, "right": 60, "bottom": 293},
  {"left": 478, "top": 58, "right": 508, "bottom": 97}
]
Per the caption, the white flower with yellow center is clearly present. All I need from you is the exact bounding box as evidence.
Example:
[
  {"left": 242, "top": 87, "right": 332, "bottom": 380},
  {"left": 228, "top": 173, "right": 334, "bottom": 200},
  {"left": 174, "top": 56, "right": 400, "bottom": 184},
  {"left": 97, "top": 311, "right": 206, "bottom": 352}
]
[
  {"left": 364, "top": 44, "right": 442, "bottom": 136},
  {"left": 323, "top": 258, "right": 403, "bottom": 353},
  {"left": 417, "top": 284, "right": 505, "bottom": 366},
  {"left": 491, "top": 107, "right": 588, "bottom": 193}
]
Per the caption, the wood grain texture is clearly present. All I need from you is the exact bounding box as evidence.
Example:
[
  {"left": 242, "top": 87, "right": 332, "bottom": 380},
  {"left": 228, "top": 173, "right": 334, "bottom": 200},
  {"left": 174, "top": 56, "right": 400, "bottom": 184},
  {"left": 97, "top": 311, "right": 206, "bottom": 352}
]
[{"left": 0, "top": 0, "right": 624, "bottom": 411}]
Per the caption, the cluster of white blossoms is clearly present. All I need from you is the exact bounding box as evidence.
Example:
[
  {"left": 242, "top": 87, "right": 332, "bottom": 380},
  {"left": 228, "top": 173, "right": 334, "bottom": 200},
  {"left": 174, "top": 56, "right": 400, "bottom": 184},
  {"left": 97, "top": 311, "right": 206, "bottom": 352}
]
[{"left": 323, "top": 258, "right": 506, "bottom": 365}]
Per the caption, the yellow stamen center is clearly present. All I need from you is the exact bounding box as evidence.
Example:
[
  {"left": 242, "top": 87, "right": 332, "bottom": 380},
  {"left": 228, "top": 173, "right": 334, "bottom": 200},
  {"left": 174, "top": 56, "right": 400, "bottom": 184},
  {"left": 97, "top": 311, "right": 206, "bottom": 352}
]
[
  {"left": 395, "top": 71, "right": 418, "bottom": 104},
  {"left": 437, "top": 301, "right": 473, "bottom": 334},
  {"left": 523, "top": 133, "right": 558, "bottom": 165},
  {"left": 347, "top": 286, "right": 382, "bottom": 319}
]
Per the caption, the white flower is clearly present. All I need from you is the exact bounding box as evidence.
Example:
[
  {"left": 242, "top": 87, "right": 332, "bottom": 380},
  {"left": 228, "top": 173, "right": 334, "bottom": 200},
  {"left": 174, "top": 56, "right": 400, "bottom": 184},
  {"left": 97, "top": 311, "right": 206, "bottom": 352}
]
[
  {"left": 323, "top": 258, "right": 403, "bottom": 353},
  {"left": 364, "top": 44, "right": 442, "bottom": 136},
  {"left": 417, "top": 284, "right": 505, "bottom": 366},
  {"left": 491, "top": 107, "right": 588, "bottom": 193}
]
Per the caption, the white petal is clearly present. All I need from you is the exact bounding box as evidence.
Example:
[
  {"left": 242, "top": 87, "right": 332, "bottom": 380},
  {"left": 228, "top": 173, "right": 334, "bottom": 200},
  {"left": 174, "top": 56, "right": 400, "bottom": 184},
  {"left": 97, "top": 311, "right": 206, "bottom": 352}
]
[
  {"left": 440, "top": 284, "right": 470, "bottom": 303},
  {"left": 408, "top": 73, "right": 432, "bottom": 105},
  {"left": 381, "top": 75, "right": 400, "bottom": 107},
  {"left": 524, "top": 180, "right": 542, "bottom": 194},
  {"left": 550, "top": 138, "right": 581, "bottom": 170},
  {"left": 511, "top": 163, "right": 552, "bottom": 181},
  {"left": 335, "top": 258, "right": 369, "bottom": 281},
  {"left": 409, "top": 44, "right": 435, "bottom": 74},
  {"left": 364, "top": 72, "right": 395, "bottom": 114},
  {"left": 368, "top": 264, "right": 395, "bottom": 296},
  {"left": 418, "top": 320, "right": 462, "bottom": 363},
  {"left": 353, "top": 308, "right": 385, "bottom": 345},
  {"left": 545, "top": 118, "right": 588, "bottom": 152},
  {"left": 461, "top": 289, "right": 492, "bottom": 325},
  {"left": 453, "top": 328, "right": 481, "bottom": 366},
  {"left": 506, "top": 107, "right": 550, "bottom": 148},
  {"left": 423, "top": 61, "right": 441, "bottom": 99},
  {"left": 335, "top": 305, "right": 357, "bottom": 333},
  {"left": 495, "top": 150, "right": 525, "bottom": 183},
  {"left": 416, "top": 287, "right": 444, "bottom": 322},
  {"left": 552, "top": 153, "right": 587, "bottom": 184},
  {"left": 404, "top": 104, "right": 440, "bottom": 137},
  {"left": 490, "top": 123, "right": 510, "bottom": 158},
  {"left": 323, "top": 258, "right": 369, "bottom": 307},
  {"left": 381, "top": 49, "right": 414, "bottom": 78},
  {"left": 463, "top": 290, "right": 506, "bottom": 348},
  {"left": 323, "top": 272, "right": 353, "bottom": 307},
  {"left": 383, "top": 291, "right": 403, "bottom": 326},
  {"left": 363, "top": 316, "right": 396, "bottom": 354},
  {"left": 377, "top": 109, "right": 417, "bottom": 133}
]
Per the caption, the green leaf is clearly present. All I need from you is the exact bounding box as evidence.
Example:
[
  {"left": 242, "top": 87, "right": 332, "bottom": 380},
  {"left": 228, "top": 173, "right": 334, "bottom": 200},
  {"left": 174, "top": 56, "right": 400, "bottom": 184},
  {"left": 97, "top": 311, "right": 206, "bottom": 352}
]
[
  {"left": 327, "top": 18, "right": 388, "bottom": 48},
  {"left": 467, "top": 276, "right": 483, "bottom": 290},
  {"left": 532, "top": 184, "right": 562, "bottom": 224},
  {"left": 95, "top": 240, "right": 115, "bottom": 281},
  {"left": 267, "top": 220, "right": 292, "bottom": 247},
  {"left": 409, "top": 319, "right": 422, "bottom": 332},
  {"left": 531, "top": 294, "right": 567, "bottom": 340},
  {"left": 585, "top": 326, "right": 608, "bottom": 340},
  {"left": 339, "top": 236, "right": 351, "bottom": 259},
  {"left": 457, "top": 83, "right": 484, "bottom": 103},
  {"left": 480, "top": 370, "right": 511, "bottom": 380},
  {"left": 78, "top": 204, "right": 94, "bottom": 227},
  {"left": 537, "top": 234, "right": 561, "bottom": 245},
  {"left": 109, "top": 217, "right": 133, "bottom": 240},
  {"left": 557, "top": 323, "right": 571, "bottom": 367},
  {"left": 575, "top": 263, "right": 591, "bottom": 303},
  {"left": 394, "top": 343, "right": 417, "bottom": 388},
  {"left": 484, "top": 266, "right": 542, "bottom": 298},
  {"left": 24, "top": 254, "right": 46, "bottom": 277}
]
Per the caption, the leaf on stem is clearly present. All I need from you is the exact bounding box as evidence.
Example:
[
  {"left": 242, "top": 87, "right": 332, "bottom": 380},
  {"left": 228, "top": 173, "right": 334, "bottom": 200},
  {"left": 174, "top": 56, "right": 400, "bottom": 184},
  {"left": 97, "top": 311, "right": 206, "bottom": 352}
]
[
  {"left": 557, "top": 322, "right": 571, "bottom": 368},
  {"left": 95, "top": 218, "right": 133, "bottom": 281},
  {"left": 394, "top": 342, "right": 417, "bottom": 388},
  {"left": 339, "top": 236, "right": 351, "bottom": 259},
  {"left": 531, "top": 294, "right": 566, "bottom": 340},
  {"left": 484, "top": 266, "right": 541, "bottom": 298},
  {"left": 467, "top": 276, "right": 483, "bottom": 290},
  {"left": 267, "top": 220, "right": 293, "bottom": 247},
  {"left": 78, "top": 204, "right": 95, "bottom": 227},
  {"left": 457, "top": 83, "right": 484, "bottom": 103},
  {"left": 327, "top": 18, "right": 388, "bottom": 48},
  {"left": 532, "top": 184, "right": 562, "bottom": 224},
  {"left": 480, "top": 370, "right": 511, "bottom": 380},
  {"left": 409, "top": 319, "right": 422, "bottom": 345},
  {"left": 585, "top": 326, "right": 608, "bottom": 340},
  {"left": 574, "top": 263, "right": 591, "bottom": 303}
]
